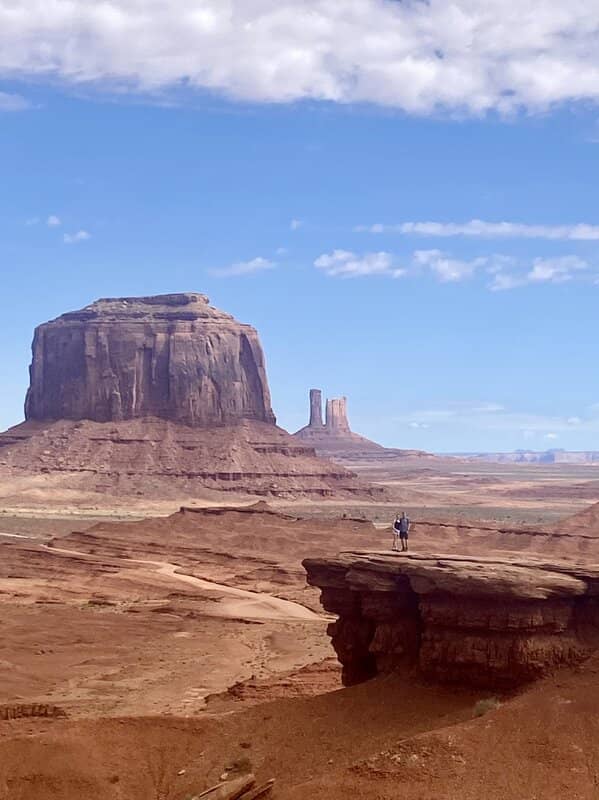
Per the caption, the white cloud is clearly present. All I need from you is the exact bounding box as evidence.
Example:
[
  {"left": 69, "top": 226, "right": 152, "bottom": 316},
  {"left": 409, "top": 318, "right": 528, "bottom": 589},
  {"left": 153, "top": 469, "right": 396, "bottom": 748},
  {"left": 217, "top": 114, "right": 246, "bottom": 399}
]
[
  {"left": 528, "top": 255, "right": 588, "bottom": 283},
  {"left": 290, "top": 219, "right": 303, "bottom": 231},
  {"left": 414, "top": 249, "right": 489, "bottom": 282},
  {"left": 408, "top": 421, "right": 430, "bottom": 430},
  {"left": 47, "top": 215, "right": 61, "bottom": 227},
  {"left": 314, "top": 249, "right": 403, "bottom": 278},
  {"left": 63, "top": 230, "right": 90, "bottom": 244},
  {"left": 488, "top": 272, "right": 525, "bottom": 291},
  {"left": 315, "top": 247, "right": 597, "bottom": 287},
  {"left": 4, "top": 3, "right": 599, "bottom": 114},
  {"left": 545, "top": 432, "right": 559, "bottom": 440},
  {"left": 0, "top": 91, "right": 31, "bottom": 112},
  {"left": 209, "top": 256, "right": 275, "bottom": 277},
  {"left": 276, "top": 247, "right": 288, "bottom": 255},
  {"left": 490, "top": 255, "right": 590, "bottom": 290},
  {"left": 356, "top": 220, "right": 599, "bottom": 240}
]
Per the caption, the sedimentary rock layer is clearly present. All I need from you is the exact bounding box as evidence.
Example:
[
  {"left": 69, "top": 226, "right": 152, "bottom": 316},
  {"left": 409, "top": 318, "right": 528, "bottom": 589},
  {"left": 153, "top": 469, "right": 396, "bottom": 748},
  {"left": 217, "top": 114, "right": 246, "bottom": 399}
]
[
  {"left": 0, "top": 418, "right": 385, "bottom": 501},
  {"left": 25, "top": 293, "right": 276, "bottom": 427},
  {"left": 304, "top": 551, "right": 599, "bottom": 689}
]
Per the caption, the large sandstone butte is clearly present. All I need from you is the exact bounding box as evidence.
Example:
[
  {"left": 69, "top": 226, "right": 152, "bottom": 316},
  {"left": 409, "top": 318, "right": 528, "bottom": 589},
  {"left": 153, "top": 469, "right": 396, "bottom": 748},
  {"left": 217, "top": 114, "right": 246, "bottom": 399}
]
[
  {"left": 304, "top": 550, "right": 599, "bottom": 689},
  {"left": 0, "top": 294, "right": 383, "bottom": 503},
  {"left": 25, "top": 293, "right": 276, "bottom": 428}
]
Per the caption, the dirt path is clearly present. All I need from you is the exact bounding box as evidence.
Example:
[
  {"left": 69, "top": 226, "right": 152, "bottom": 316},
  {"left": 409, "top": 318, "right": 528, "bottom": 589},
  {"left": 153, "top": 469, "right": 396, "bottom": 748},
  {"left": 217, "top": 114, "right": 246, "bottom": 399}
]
[{"left": 43, "top": 542, "right": 323, "bottom": 622}]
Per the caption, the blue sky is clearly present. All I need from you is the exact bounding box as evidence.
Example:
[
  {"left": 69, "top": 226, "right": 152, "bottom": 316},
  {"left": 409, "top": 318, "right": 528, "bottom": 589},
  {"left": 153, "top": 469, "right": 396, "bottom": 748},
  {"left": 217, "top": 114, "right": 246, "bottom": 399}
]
[{"left": 3, "top": 2, "right": 599, "bottom": 452}]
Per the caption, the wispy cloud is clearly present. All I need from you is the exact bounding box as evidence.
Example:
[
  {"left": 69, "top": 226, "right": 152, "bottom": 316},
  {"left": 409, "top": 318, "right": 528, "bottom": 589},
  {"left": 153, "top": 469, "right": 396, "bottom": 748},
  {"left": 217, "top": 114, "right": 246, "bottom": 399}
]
[
  {"left": 63, "top": 230, "right": 90, "bottom": 244},
  {"left": 209, "top": 256, "right": 275, "bottom": 278},
  {"left": 314, "top": 249, "right": 404, "bottom": 278},
  {"left": 0, "top": 91, "right": 31, "bottom": 112},
  {"left": 290, "top": 219, "right": 303, "bottom": 231},
  {"left": 47, "top": 215, "right": 61, "bottom": 227},
  {"left": 489, "top": 255, "right": 590, "bottom": 290},
  {"left": 317, "top": 246, "right": 597, "bottom": 289},
  {"left": 356, "top": 220, "right": 599, "bottom": 241},
  {"left": 396, "top": 402, "right": 599, "bottom": 437},
  {"left": 414, "top": 249, "right": 490, "bottom": 282}
]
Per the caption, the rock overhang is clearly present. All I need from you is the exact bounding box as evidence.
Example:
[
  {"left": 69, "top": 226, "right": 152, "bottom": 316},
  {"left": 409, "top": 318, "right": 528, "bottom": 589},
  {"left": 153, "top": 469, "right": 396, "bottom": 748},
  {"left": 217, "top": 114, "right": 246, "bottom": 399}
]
[{"left": 304, "top": 550, "right": 599, "bottom": 689}]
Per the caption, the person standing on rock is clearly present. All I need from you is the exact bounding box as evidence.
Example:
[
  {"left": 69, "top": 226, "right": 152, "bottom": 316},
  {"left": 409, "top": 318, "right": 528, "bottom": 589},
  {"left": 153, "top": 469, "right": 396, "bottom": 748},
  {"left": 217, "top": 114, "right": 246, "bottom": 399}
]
[
  {"left": 392, "top": 514, "right": 401, "bottom": 550},
  {"left": 392, "top": 513, "right": 409, "bottom": 551},
  {"left": 396, "top": 511, "right": 410, "bottom": 552}
]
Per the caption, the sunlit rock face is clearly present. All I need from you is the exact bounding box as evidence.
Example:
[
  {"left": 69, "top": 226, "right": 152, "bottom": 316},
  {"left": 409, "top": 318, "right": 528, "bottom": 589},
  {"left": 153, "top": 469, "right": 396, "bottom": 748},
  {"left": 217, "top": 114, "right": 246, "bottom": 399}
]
[
  {"left": 24, "top": 293, "right": 276, "bottom": 428},
  {"left": 304, "top": 551, "right": 599, "bottom": 689}
]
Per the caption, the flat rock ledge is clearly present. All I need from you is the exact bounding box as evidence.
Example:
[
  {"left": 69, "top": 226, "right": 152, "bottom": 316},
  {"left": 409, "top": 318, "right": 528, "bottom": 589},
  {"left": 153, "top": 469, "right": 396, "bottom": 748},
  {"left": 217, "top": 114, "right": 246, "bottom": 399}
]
[{"left": 303, "top": 550, "right": 599, "bottom": 689}]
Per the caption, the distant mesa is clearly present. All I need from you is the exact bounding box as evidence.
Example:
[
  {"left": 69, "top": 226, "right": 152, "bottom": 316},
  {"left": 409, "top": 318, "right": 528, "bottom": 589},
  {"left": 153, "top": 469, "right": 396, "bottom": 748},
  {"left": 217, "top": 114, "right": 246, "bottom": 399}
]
[
  {"left": 464, "top": 449, "right": 599, "bottom": 465},
  {"left": 0, "top": 294, "right": 383, "bottom": 504}
]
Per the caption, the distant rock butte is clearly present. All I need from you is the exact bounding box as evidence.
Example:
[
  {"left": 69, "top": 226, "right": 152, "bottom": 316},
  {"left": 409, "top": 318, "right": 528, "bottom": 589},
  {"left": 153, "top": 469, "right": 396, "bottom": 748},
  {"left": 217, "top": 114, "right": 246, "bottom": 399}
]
[
  {"left": 304, "top": 550, "right": 599, "bottom": 689},
  {"left": 25, "top": 293, "right": 276, "bottom": 428},
  {"left": 294, "top": 389, "right": 431, "bottom": 461}
]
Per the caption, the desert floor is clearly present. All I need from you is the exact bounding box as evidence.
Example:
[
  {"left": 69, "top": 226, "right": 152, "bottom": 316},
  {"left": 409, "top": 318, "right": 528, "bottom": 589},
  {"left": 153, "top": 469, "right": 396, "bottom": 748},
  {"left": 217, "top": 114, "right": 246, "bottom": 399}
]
[{"left": 2, "top": 460, "right": 599, "bottom": 798}]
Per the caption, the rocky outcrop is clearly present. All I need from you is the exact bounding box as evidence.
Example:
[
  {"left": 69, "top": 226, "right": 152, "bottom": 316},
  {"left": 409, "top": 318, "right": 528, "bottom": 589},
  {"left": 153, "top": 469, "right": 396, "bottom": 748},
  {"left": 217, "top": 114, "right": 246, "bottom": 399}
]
[
  {"left": 325, "top": 397, "right": 350, "bottom": 433},
  {"left": 295, "top": 390, "right": 432, "bottom": 462},
  {"left": 296, "top": 390, "right": 384, "bottom": 453},
  {"left": 309, "top": 389, "right": 324, "bottom": 428},
  {"left": 25, "top": 293, "right": 276, "bottom": 428},
  {"left": 304, "top": 551, "right": 599, "bottom": 689},
  {"left": 0, "top": 704, "right": 67, "bottom": 721}
]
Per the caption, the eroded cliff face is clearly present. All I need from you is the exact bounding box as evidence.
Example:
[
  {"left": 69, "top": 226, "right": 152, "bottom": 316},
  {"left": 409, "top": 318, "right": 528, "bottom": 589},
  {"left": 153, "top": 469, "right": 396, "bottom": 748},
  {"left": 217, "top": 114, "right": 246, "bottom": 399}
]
[
  {"left": 25, "top": 293, "right": 276, "bottom": 428},
  {"left": 304, "top": 551, "right": 599, "bottom": 689}
]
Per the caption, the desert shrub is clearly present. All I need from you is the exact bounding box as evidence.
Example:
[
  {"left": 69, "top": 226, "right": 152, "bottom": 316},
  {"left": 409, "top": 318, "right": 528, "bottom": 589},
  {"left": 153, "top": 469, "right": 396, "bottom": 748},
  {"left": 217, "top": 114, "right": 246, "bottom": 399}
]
[{"left": 473, "top": 697, "right": 501, "bottom": 718}]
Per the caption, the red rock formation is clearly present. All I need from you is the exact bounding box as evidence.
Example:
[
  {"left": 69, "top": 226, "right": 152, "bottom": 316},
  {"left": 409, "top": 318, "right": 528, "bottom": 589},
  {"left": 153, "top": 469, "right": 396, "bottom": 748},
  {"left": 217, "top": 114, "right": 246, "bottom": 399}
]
[
  {"left": 309, "top": 389, "right": 324, "bottom": 428},
  {"left": 25, "top": 293, "right": 276, "bottom": 428},
  {"left": 304, "top": 551, "right": 599, "bottom": 689},
  {"left": 325, "top": 397, "right": 350, "bottom": 432},
  {"left": 0, "top": 294, "right": 387, "bottom": 502},
  {"left": 296, "top": 390, "right": 383, "bottom": 453},
  {"left": 295, "top": 390, "right": 435, "bottom": 462}
]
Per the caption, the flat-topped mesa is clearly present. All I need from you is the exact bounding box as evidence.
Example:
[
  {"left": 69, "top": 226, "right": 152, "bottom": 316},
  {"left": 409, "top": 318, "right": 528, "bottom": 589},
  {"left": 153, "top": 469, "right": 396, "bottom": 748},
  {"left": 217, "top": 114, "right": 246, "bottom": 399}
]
[
  {"left": 304, "top": 551, "right": 599, "bottom": 690},
  {"left": 24, "top": 293, "right": 276, "bottom": 428}
]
